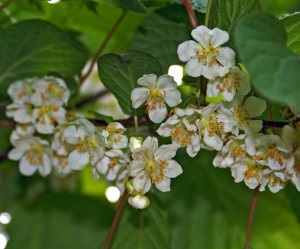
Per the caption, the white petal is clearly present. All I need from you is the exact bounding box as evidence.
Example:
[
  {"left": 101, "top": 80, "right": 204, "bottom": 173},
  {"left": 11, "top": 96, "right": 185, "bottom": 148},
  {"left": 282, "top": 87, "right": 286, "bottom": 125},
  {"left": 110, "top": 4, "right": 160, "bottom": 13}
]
[
  {"left": 186, "top": 134, "right": 201, "bottom": 157},
  {"left": 68, "top": 150, "right": 90, "bottom": 170},
  {"left": 210, "top": 28, "right": 229, "bottom": 47},
  {"left": 185, "top": 59, "right": 203, "bottom": 77},
  {"left": 133, "top": 171, "right": 152, "bottom": 194},
  {"left": 203, "top": 129, "right": 223, "bottom": 151},
  {"left": 218, "top": 47, "right": 235, "bottom": 68},
  {"left": 143, "top": 136, "right": 158, "bottom": 152},
  {"left": 131, "top": 88, "right": 148, "bottom": 108},
  {"left": 191, "top": 26, "right": 211, "bottom": 47},
  {"left": 137, "top": 74, "right": 157, "bottom": 88},
  {"left": 96, "top": 156, "right": 110, "bottom": 175},
  {"left": 8, "top": 148, "right": 24, "bottom": 161},
  {"left": 148, "top": 103, "right": 167, "bottom": 123},
  {"left": 177, "top": 40, "right": 199, "bottom": 61},
  {"left": 19, "top": 157, "right": 37, "bottom": 176},
  {"left": 129, "top": 160, "right": 144, "bottom": 176},
  {"left": 206, "top": 81, "right": 219, "bottom": 97},
  {"left": 38, "top": 154, "right": 52, "bottom": 176},
  {"left": 165, "top": 89, "right": 182, "bottom": 107},
  {"left": 164, "top": 159, "right": 183, "bottom": 178},
  {"left": 155, "top": 177, "right": 171, "bottom": 192},
  {"left": 155, "top": 144, "right": 177, "bottom": 160},
  {"left": 157, "top": 75, "right": 177, "bottom": 91}
]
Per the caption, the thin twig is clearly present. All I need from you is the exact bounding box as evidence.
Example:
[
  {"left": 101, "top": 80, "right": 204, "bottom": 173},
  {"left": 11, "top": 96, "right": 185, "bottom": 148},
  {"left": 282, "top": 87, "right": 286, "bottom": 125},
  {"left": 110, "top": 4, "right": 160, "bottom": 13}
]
[
  {"left": 244, "top": 186, "right": 260, "bottom": 249},
  {"left": 80, "top": 10, "right": 127, "bottom": 84},
  {"left": 0, "top": 0, "right": 14, "bottom": 11},
  {"left": 262, "top": 120, "right": 287, "bottom": 128},
  {"left": 182, "top": 0, "right": 198, "bottom": 29},
  {"left": 75, "top": 89, "right": 108, "bottom": 108},
  {"left": 0, "top": 120, "right": 15, "bottom": 128},
  {"left": 104, "top": 191, "right": 128, "bottom": 249}
]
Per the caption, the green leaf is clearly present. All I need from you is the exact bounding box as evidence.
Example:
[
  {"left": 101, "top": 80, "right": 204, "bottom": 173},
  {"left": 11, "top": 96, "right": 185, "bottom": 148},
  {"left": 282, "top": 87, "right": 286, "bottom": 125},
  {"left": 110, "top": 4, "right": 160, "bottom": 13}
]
[
  {"left": 281, "top": 13, "right": 300, "bottom": 55},
  {"left": 6, "top": 193, "right": 114, "bottom": 249},
  {"left": 131, "top": 5, "right": 202, "bottom": 73},
  {"left": 109, "top": 195, "right": 170, "bottom": 249},
  {"left": 165, "top": 150, "right": 300, "bottom": 249},
  {"left": 0, "top": 19, "right": 87, "bottom": 93},
  {"left": 102, "top": 0, "right": 146, "bottom": 13},
  {"left": 97, "top": 50, "right": 163, "bottom": 116},
  {"left": 235, "top": 12, "right": 300, "bottom": 111},
  {"left": 208, "top": 0, "right": 262, "bottom": 36}
]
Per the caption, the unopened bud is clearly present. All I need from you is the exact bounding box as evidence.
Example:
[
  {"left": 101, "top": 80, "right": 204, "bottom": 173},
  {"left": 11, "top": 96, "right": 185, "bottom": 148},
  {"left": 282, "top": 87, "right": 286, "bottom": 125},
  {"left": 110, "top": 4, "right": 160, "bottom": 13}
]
[{"left": 128, "top": 194, "right": 150, "bottom": 209}]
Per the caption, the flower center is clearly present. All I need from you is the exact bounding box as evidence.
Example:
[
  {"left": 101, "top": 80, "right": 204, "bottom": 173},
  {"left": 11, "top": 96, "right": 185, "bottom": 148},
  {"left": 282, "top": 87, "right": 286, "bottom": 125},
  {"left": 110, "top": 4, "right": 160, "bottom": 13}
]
[
  {"left": 253, "top": 147, "right": 285, "bottom": 166},
  {"left": 230, "top": 143, "right": 246, "bottom": 160},
  {"left": 216, "top": 75, "right": 240, "bottom": 93},
  {"left": 244, "top": 163, "right": 260, "bottom": 180},
  {"left": 25, "top": 145, "right": 44, "bottom": 165},
  {"left": 196, "top": 44, "right": 220, "bottom": 67},
  {"left": 170, "top": 123, "right": 192, "bottom": 147},
  {"left": 144, "top": 157, "right": 167, "bottom": 184},
  {"left": 233, "top": 105, "right": 250, "bottom": 123},
  {"left": 146, "top": 88, "right": 165, "bottom": 111},
  {"left": 76, "top": 135, "right": 97, "bottom": 160}
]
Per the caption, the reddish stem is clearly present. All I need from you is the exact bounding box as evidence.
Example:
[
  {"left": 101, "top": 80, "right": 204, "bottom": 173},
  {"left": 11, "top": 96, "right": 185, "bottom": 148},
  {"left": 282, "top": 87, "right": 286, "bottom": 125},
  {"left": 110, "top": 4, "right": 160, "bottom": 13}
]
[
  {"left": 182, "top": 0, "right": 198, "bottom": 29},
  {"left": 80, "top": 10, "right": 127, "bottom": 84},
  {"left": 244, "top": 186, "right": 260, "bottom": 249},
  {"left": 0, "top": 0, "right": 14, "bottom": 11},
  {"left": 104, "top": 191, "right": 128, "bottom": 249}
]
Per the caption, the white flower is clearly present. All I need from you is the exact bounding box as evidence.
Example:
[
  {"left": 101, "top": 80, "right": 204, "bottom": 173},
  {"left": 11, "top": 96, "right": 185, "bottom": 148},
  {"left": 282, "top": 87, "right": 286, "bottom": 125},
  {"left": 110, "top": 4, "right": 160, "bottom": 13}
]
[
  {"left": 102, "top": 122, "right": 128, "bottom": 149},
  {"left": 223, "top": 95, "right": 266, "bottom": 135},
  {"left": 129, "top": 136, "right": 183, "bottom": 194},
  {"left": 7, "top": 79, "right": 34, "bottom": 104},
  {"left": 231, "top": 159, "right": 266, "bottom": 190},
  {"left": 198, "top": 103, "right": 233, "bottom": 151},
  {"left": 213, "top": 134, "right": 247, "bottom": 168},
  {"left": 33, "top": 104, "right": 67, "bottom": 134},
  {"left": 31, "top": 77, "right": 70, "bottom": 106},
  {"left": 94, "top": 149, "right": 130, "bottom": 181},
  {"left": 53, "top": 155, "right": 72, "bottom": 175},
  {"left": 63, "top": 118, "right": 105, "bottom": 170},
  {"left": 246, "top": 134, "right": 294, "bottom": 171},
  {"left": 131, "top": 74, "right": 182, "bottom": 123},
  {"left": 281, "top": 125, "right": 300, "bottom": 190},
  {"left": 207, "top": 66, "right": 250, "bottom": 101},
  {"left": 6, "top": 103, "right": 34, "bottom": 124},
  {"left": 157, "top": 107, "right": 202, "bottom": 157},
  {"left": 10, "top": 124, "right": 35, "bottom": 146},
  {"left": 177, "top": 25, "right": 235, "bottom": 79},
  {"left": 128, "top": 194, "right": 150, "bottom": 209},
  {"left": 8, "top": 136, "right": 52, "bottom": 176}
]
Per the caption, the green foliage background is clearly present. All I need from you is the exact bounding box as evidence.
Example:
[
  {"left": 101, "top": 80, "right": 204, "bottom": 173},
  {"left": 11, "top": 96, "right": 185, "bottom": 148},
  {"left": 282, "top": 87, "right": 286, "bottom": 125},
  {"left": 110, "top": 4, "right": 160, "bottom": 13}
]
[{"left": 0, "top": 0, "right": 299, "bottom": 249}]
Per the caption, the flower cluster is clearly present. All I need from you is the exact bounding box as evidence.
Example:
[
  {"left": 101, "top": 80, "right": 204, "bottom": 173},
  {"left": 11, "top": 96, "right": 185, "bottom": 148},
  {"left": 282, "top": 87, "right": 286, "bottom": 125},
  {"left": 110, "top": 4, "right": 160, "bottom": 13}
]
[
  {"left": 7, "top": 77, "right": 71, "bottom": 176},
  {"left": 5, "top": 25, "right": 300, "bottom": 210}
]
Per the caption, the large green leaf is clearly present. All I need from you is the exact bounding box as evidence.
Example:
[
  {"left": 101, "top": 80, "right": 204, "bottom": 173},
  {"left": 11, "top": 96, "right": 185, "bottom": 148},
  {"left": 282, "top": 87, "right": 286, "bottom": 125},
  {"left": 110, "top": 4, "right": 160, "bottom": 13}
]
[
  {"left": 208, "top": 0, "right": 262, "bottom": 37},
  {"left": 101, "top": 0, "right": 146, "bottom": 12},
  {"left": 235, "top": 12, "right": 300, "bottom": 111},
  {"left": 281, "top": 13, "right": 300, "bottom": 55},
  {"left": 131, "top": 5, "right": 200, "bottom": 73},
  {"left": 165, "top": 150, "right": 300, "bottom": 249},
  {"left": 108, "top": 195, "right": 170, "bottom": 249},
  {"left": 97, "top": 50, "right": 163, "bottom": 116},
  {"left": 0, "top": 19, "right": 87, "bottom": 92},
  {"left": 6, "top": 193, "right": 114, "bottom": 249}
]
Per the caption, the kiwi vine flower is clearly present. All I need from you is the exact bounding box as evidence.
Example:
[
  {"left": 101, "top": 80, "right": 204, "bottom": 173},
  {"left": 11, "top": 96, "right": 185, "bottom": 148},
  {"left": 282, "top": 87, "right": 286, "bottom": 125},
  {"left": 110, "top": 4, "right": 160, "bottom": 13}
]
[
  {"left": 157, "top": 107, "right": 202, "bottom": 157},
  {"left": 177, "top": 25, "right": 235, "bottom": 79},
  {"left": 63, "top": 118, "right": 105, "bottom": 170},
  {"left": 8, "top": 136, "right": 53, "bottom": 176},
  {"left": 206, "top": 66, "right": 250, "bottom": 101},
  {"left": 131, "top": 74, "right": 182, "bottom": 123},
  {"left": 128, "top": 136, "right": 183, "bottom": 194}
]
